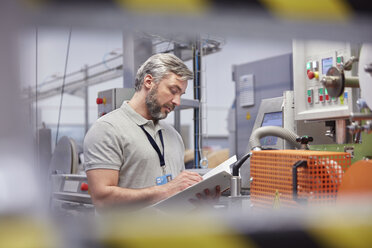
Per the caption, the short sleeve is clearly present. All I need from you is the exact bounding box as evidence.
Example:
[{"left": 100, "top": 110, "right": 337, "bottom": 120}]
[{"left": 83, "top": 121, "right": 123, "bottom": 171}]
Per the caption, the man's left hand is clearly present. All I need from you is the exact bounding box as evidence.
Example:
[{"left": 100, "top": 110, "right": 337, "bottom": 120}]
[{"left": 189, "top": 185, "right": 221, "bottom": 207}]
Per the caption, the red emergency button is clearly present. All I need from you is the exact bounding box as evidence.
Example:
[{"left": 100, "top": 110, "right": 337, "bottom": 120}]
[
  {"left": 308, "top": 97, "right": 312, "bottom": 103},
  {"left": 307, "top": 70, "right": 315, "bottom": 79},
  {"left": 96, "top": 98, "right": 103, "bottom": 104},
  {"left": 80, "top": 182, "right": 89, "bottom": 191},
  {"left": 326, "top": 95, "right": 330, "bottom": 101}
]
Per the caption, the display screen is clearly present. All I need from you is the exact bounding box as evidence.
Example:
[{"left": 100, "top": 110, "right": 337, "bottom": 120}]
[
  {"left": 322, "top": 57, "right": 333, "bottom": 74},
  {"left": 260, "top": 111, "right": 282, "bottom": 146},
  {"left": 63, "top": 180, "right": 79, "bottom": 192}
]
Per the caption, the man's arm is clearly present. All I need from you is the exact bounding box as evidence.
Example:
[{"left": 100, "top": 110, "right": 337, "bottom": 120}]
[{"left": 86, "top": 169, "right": 203, "bottom": 209}]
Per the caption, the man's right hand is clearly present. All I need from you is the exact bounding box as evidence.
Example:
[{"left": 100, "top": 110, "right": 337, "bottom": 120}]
[{"left": 163, "top": 170, "right": 203, "bottom": 197}]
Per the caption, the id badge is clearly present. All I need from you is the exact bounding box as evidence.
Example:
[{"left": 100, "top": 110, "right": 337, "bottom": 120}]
[{"left": 155, "top": 174, "right": 173, "bottom": 185}]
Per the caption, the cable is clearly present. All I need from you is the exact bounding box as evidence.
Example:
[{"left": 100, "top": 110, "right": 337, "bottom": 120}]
[
  {"left": 192, "top": 42, "right": 199, "bottom": 168},
  {"left": 201, "top": 37, "right": 208, "bottom": 150},
  {"left": 55, "top": 28, "right": 72, "bottom": 147}
]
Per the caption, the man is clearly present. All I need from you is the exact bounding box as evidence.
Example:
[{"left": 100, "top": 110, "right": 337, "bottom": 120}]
[{"left": 84, "top": 53, "right": 219, "bottom": 210}]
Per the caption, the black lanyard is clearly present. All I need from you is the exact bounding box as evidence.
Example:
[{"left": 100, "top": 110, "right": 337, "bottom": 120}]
[{"left": 139, "top": 125, "right": 165, "bottom": 168}]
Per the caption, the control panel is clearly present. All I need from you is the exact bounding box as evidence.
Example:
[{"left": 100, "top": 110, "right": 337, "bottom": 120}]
[
  {"left": 97, "top": 88, "right": 135, "bottom": 118},
  {"left": 51, "top": 174, "right": 92, "bottom": 204},
  {"left": 293, "top": 40, "right": 360, "bottom": 121}
]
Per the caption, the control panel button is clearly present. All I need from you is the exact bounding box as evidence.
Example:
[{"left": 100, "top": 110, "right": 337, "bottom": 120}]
[
  {"left": 325, "top": 88, "right": 330, "bottom": 102},
  {"left": 307, "top": 70, "right": 315, "bottom": 79},
  {"left": 80, "top": 182, "right": 89, "bottom": 191},
  {"left": 340, "top": 94, "right": 344, "bottom": 105},
  {"left": 319, "top": 88, "right": 325, "bottom": 102},
  {"left": 312, "top": 61, "right": 319, "bottom": 71},
  {"left": 336, "top": 56, "right": 344, "bottom": 68},
  {"left": 306, "top": 62, "right": 312, "bottom": 70},
  {"left": 96, "top": 97, "right": 106, "bottom": 105},
  {"left": 307, "top": 89, "right": 313, "bottom": 104},
  {"left": 314, "top": 71, "right": 319, "bottom": 80}
]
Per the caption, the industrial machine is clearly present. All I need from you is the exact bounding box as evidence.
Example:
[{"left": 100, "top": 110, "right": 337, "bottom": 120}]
[
  {"left": 293, "top": 40, "right": 360, "bottom": 122},
  {"left": 48, "top": 136, "right": 79, "bottom": 175},
  {"left": 293, "top": 41, "right": 372, "bottom": 162},
  {"left": 238, "top": 40, "right": 372, "bottom": 209},
  {"left": 49, "top": 136, "right": 94, "bottom": 215},
  {"left": 51, "top": 174, "right": 94, "bottom": 216},
  {"left": 96, "top": 88, "right": 135, "bottom": 117},
  {"left": 49, "top": 88, "right": 135, "bottom": 215}
]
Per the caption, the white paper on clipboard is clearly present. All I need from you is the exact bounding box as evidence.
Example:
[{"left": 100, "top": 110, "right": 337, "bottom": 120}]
[
  {"left": 151, "top": 156, "right": 237, "bottom": 213},
  {"left": 202, "top": 155, "right": 237, "bottom": 179}
]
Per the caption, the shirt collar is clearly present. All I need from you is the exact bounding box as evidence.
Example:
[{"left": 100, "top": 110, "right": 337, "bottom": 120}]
[{"left": 121, "top": 101, "right": 165, "bottom": 132}]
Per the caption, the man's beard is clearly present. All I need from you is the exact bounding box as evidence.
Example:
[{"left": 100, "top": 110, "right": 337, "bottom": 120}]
[{"left": 145, "top": 85, "right": 174, "bottom": 122}]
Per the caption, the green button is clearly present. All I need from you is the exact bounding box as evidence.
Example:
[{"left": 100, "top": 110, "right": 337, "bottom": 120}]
[
  {"left": 306, "top": 62, "right": 311, "bottom": 70},
  {"left": 325, "top": 88, "right": 328, "bottom": 94},
  {"left": 307, "top": 90, "right": 312, "bottom": 96},
  {"left": 319, "top": 88, "right": 323, "bottom": 94},
  {"left": 337, "top": 56, "right": 343, "bottom": 63}
]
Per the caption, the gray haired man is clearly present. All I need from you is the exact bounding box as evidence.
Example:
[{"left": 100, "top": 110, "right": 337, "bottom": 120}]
[{"left": 84, "top": 53, "right": 219, "bottom": 210}]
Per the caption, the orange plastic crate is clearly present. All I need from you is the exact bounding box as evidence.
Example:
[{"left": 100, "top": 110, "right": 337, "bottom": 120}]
[{"left": 250, "top": 150, "right": 351, "bottom": 208}]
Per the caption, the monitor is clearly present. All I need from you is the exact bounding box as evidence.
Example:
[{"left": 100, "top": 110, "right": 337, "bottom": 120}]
[
  {"left": 260, "top": 111, "right": 283, "bottom": 146},
  {"left": 249, "top": 96, "right": 285, "bottom": 150},
  {"left": 322, "top": 57, "right": 333, "bottom": 75}
]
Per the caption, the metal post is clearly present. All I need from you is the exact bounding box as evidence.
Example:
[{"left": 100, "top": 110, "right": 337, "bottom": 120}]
[
  {"left": 193, "top": 38, "right": 202, "bottom": 168},
  {"left": 83, "top": 65, "right": 89, "bottom": 134},
  {"left": 336, "top": 119, "right": 347, "bottom": 144},
  {"left": 123, "top": 33, "right": 153, "bottom": 88},
  {"left": 123, "top": 33, "right": 135, "bottom": 88},
  {"left": 173, "top": 43, "right": 182, "bottom": 133}
]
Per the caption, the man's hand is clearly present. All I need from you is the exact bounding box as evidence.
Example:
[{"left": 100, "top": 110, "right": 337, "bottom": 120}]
[
  {"left": 163, "top": 170, "right": 202, "bottom": 197},
  {"left": 189, "top": 185, "right": 221, "bottom": 208}
]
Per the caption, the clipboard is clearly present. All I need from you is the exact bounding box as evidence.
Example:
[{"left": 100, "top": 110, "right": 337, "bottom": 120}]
[{"left": 152, "top": 156, "right": 237, "bottom": 213}]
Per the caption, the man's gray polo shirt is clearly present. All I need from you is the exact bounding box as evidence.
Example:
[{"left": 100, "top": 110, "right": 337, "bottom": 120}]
[{"left": 84, "top": 101, "right": 185, "bottom": 188}]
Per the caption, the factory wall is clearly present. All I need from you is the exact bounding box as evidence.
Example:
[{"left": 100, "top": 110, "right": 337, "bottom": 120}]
[{"left": 20, "top": 28, "right": 292, "bottom": 150}]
